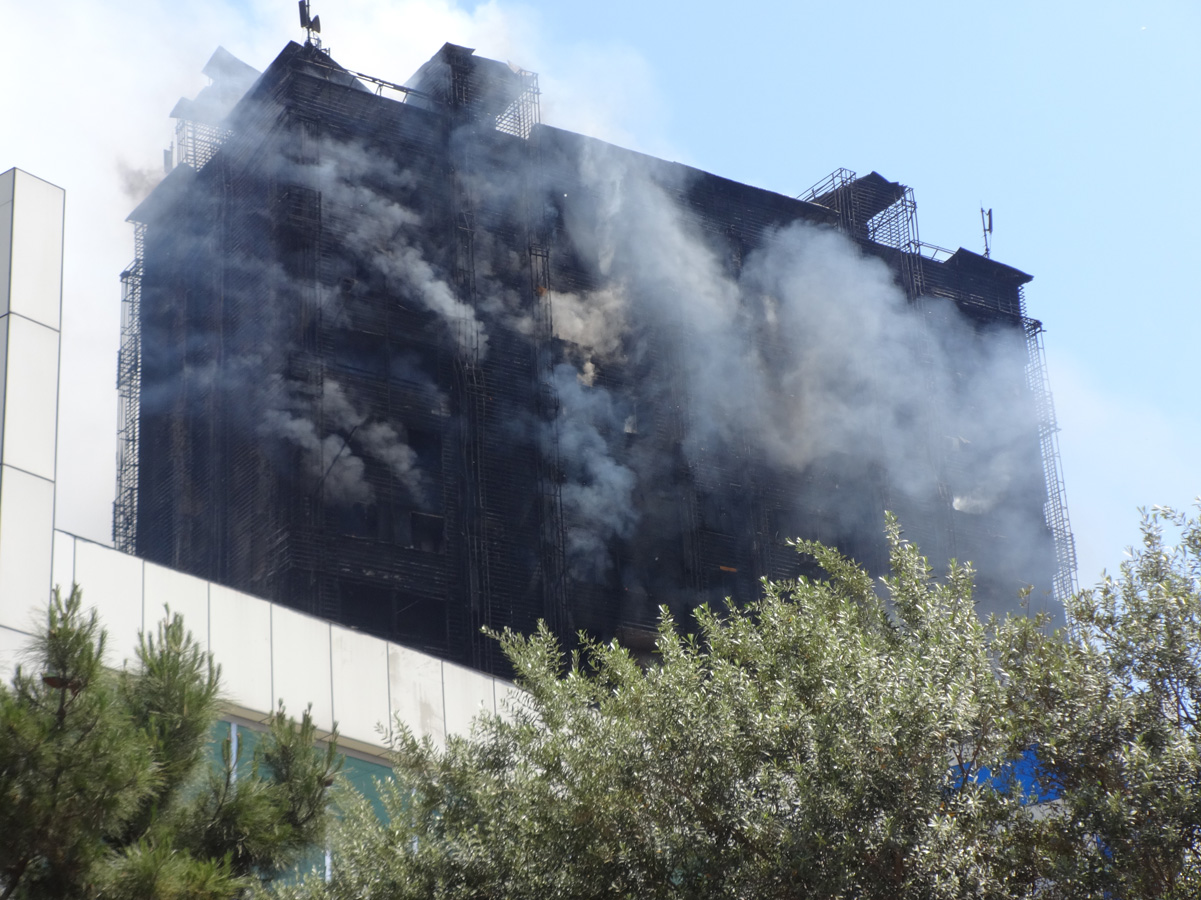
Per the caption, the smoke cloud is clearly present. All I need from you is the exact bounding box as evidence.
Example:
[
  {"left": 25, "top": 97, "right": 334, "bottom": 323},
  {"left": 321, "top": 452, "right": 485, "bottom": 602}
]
[
  {"left": 323, "top": 380, "right": 427, "bottom": 502},
  {"left": 110, "top": 27, "right": 1058, "bottom": 614},
  {"left": 548, "top": 142, "right": 1056, "bottom": 610},
  {"left": 261, "top": 380, "right": 375, "bottom": 506},
  {"left": 549, "top": 363, "right": 639, "bottom": 581},
  {"left": 257, "top": 377, "right": 427, "bottom": 507},
  {"left": 288, "top": 139, "right": 488, "bottom": 356},
  {"left": 551, "top": 285, "right": 630, "bottom": 379}
]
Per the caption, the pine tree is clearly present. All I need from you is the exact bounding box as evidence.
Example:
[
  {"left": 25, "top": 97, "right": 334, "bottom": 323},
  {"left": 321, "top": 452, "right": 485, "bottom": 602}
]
[{"left": 0, "top": 586, "right": 341, "bottom": 900}]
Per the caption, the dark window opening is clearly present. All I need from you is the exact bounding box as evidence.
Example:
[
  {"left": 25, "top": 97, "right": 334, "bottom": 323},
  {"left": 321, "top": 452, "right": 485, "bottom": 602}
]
[
  {"left": 388, "top": 343, "right": 439, "bottom": 387},
  {"left": 700, "top": 494, "right": 735, "bottom": 536},
  {"left": 411, "top": 512, "right": 445, "bottom": 554},
  {"left": 393, "top": 591, "right": 446, "bottom": 648},
  {"left": 338, "top": 502, "right": 377, "bottom": 538},
  {"left": 333, "top": 331, "right": 386, "bottom": 376},
  {"left": 340, "top": 583, "right": 393, "bottom": 635},
  {"left": 408, "top": 428, "right": 442, "bottom": 474},
  {"left": 770, "top": 507, "right": 804, "bottom": 543},
  {"left": 377, "top": 503, "right": 411, "bottom": 546}
]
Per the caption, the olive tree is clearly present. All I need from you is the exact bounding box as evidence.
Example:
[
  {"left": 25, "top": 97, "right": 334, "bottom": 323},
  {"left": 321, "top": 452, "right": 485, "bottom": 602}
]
[{"left": 284, "top": 507, "right": 1201, "bottom": 900}]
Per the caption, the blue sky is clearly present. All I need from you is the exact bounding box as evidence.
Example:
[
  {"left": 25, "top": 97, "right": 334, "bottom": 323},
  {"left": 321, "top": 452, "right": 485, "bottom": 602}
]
[{"left": 3, "top": 0, "right": 1197, "bottom": 587}]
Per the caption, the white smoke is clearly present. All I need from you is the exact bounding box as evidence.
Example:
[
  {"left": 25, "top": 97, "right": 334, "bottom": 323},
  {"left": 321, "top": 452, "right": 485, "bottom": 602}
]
[
  {"left": 550, "top": 285, "right": 630, "bottom": 377},
  {"left": 739, "top": 222, "right": 937, "bottom": 492},
  {"left": 322, "top": 381, "right": 426, "bottom": 501},
  {"left": 258, "top": 378, "right": 426, "bottom": 506},
  {"left": 554, "top": 143, "right": 1057, "bottom": 603},
  {"left": 548, "top": 363, "right": 639, "bottom": 580},
  {"left": 261, "top": 405, "right": 374, "bottom": 506},
  {"left": 289, "top": 138, "right": 487, "bottom": 356},
  {"left": 43, "top": 9, "right": 1061, "bottom": 606}
]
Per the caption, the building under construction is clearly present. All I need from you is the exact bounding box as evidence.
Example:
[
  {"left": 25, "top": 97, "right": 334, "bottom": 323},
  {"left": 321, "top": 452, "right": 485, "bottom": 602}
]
[{"left": 116, "top": 40, "right": 1074, "bottom": 674}]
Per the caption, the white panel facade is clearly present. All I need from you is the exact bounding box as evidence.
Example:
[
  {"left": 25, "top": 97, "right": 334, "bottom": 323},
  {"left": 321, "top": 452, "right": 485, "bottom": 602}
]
[
  {"left": 51, "top": 529, "right": 75, "bottom": 596},
  {"left": 0, "top": 624, "right": 28, "bottom": 684},
  {"left": 0, "top": 316, "right": 7, "bottom": 449},
  {"left": 144, "top": 562, "right": 210, "bottom": 650},
  {"left": 73, "top": 541, "right": 144, "bottom": 667},
  {"left": 5, "top": 170, "right": 64, "bottom": 330},
  {"left": 0, "top": 169, "right": 61, "bottom": 649},
  {"left": 0, "top": 467, "right": 54, "bottom": 633},
  {"left": 208, "top": 583, "right": 272, "bottom": 713},
  {"left": 2, "top": 315, "right": 59, "bottom": 480},
  {"left": 388, "top": 643, "right": 446, "bottom": 745},
  {"left": 271, "top": 605, "right": 334, "bottom": 733},
  {"left": 441, "top": 660, "right": 496, "bottom": 738},
  {"left": 0, "top": 170, "right": 13, "bottom": 313},
  {"left": 494, "top": 678, "right": 526, "bottom": 725},
  {"left": 330, "top": 627, "right": 391, "bottom": 745}
]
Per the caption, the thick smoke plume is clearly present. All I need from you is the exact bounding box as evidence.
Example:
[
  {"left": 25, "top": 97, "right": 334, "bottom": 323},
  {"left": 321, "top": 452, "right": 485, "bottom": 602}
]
[
  {"left": 142, "top": 51, "right": 1056, "bottom": 612},
  {"left": 548, "top": 363, "right": 638, "bottom": 580},
  {"left": 547, "top": 142, "right": 1054, "bottom": 610},
  {"left": 258, "top": 378, "right": 427, "bottom": 506},
  {"left": 289, "top": 137, "right": 488, "bottom": 356},
  {"left": 261, "top": 378, "right": 374, "bottom": 506}
]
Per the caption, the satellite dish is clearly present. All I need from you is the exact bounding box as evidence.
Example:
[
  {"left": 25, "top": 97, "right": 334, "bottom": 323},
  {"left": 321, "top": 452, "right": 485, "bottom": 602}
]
[{"left": 311, "top": 14, "right": 321, "bottom": 33}]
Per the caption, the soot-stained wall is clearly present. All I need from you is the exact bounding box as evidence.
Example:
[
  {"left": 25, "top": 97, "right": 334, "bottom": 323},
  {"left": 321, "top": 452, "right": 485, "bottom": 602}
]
[{"left": 128, "top": 41, "right": 1062, "bottom": 675}]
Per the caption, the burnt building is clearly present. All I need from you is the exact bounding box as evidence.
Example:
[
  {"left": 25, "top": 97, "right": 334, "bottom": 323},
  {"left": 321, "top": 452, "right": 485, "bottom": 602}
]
[{"left": 115, "top": 40, "right": 1075, "bottom": 674}]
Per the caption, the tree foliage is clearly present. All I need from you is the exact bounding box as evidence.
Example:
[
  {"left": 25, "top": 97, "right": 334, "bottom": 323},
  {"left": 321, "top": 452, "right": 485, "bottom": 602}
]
[
  {"left": 1007, "top": 505, "right": 1201, "bottom": 898},
  {"left": 0, "top": 586, "right": 341, "bottom": 900},
  {"left": 285, "top": 508, "right": 1201, "bottom": 900}
]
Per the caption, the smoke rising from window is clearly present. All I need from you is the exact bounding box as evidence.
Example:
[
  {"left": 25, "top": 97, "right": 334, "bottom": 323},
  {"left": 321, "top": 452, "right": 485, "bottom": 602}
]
[{"left": 129, "top": 42, "right": 1058, "bottom": 617}]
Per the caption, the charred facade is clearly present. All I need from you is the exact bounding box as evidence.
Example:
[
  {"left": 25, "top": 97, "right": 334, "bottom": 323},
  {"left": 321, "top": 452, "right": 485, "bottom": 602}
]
[{"left": 116, "top": 41, "right": 1074, "bottom": 674}]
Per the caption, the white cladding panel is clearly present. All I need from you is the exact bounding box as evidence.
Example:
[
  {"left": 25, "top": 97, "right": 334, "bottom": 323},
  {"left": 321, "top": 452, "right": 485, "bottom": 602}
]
[
  {"left": 0, "top": 467, "right": 54, "bottom": 633},
  {"left": 330, "top": 627, "right": 390, "bottom": 745},
  {"left": 270, "top": 605, "right": 333, "bottom": 733},
  {"left": 0, "top": 172, "right": 13, "bottom": 314},
  {"left": 3, "top": 315, "right": 59, "bottom": 480},
  {"left": 144, "top": 561, "right": 210, "bottom": 651},
  {"left": 73, "top": 540, "right": 143, "bottom": 668},
  {"left": 51, "top": 530, "right": 75, "bottom": 597},
  {"left": 208, "top": 583, "right": 272, "bottom": 713},
  {"left": 5, "top": 170, "right": 64, "bottom": 330},
  {"left": 494, "top": 678, "right": 526, "bottom": 725},
  {"left": 0, "top": 316, "right": 7, "bottom": 452},
  {"left": 442, "top": 660, "right": 496, "bottom": 738},
  {"left": 0, "top": 624, "right": 28, "bottom": 684},
  {"left": 388, "top": 643, "right": 446, "bottom": 745}
]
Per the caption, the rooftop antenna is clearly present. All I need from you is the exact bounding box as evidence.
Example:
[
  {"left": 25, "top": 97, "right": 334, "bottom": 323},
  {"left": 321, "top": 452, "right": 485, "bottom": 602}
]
[
  {"left": 298, "top": 1, "right": 322, "bottom": 49},
  {"left": 980, "top": 206, "right": 993, "bottom": 258}
]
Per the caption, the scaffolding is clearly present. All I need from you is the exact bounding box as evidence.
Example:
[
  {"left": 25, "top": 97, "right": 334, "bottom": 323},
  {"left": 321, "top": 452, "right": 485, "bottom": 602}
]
[
  {"left": 173, "top": 119, "right": 229, "bottom": 171},
  {"left": 799, "top": 168, "right": 857, "bottom": 228},
  {"left": 450, "top": 131, "right": 494, "bottom": 667},
  {"left": 1024, "top": 314, "right": 1078, "bottom": 601},
  {"left": 494, "top": 68, "right": 540, "bottom": 139},
  {"left": 529, "top": 251, "right": 571, "bottom": 636},
  {"left": 453, "top": 317, "right": 494, "bottom": 667},
  {"left": 113, "top": 223, "right": 146, "bottom": 552},
  {"left": 125, "top": 39, "right": 1074, "bottom": 677}
]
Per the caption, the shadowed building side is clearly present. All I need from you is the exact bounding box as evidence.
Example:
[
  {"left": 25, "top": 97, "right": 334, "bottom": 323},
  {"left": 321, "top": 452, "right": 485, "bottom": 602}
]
[{"left": 118, "top": 41, "right": 1074, "bottom": 676}]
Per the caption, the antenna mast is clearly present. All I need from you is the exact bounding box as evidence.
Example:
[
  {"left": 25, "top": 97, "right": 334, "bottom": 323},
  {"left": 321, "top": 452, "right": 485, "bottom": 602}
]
[
  {"left": 298, "top": 1, "right": 322, "bottom": 49},
  {"left": 980, "top": 207, "right": 993, "bottom": 258}
]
